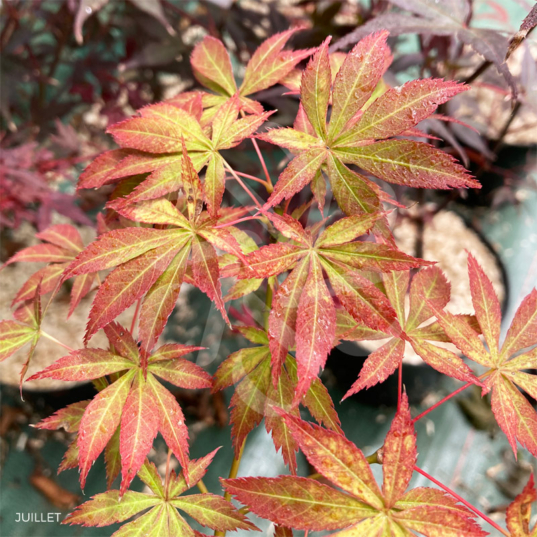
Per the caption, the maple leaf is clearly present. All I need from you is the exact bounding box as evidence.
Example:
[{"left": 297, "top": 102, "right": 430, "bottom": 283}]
[
  {"left": 213, "top": 325, "right": 342, "bottom": 472},
  {"left": 234, "top": 211, "right": 429, "bottom": 401},
  {"left": 506, "top": 472, "right": 537, "bottom": 536},
  {"left": 64, "top": 451, "right": 257, "bottom": 536},
  {"left": 430, "top": 254, "right": 537, "bottom": 457},
  {"left": 190, "top": 30, "right": 313, "bottom": 122},
  {"left": 339, "top": 266, "right": 484, "bottom": 399},
  {"left": 334, "top": 0, "right": 517, "bottom": 97},
  {"left": 0, "top": 289, "right": 42, "bottom": 390},
  {"left": 258, "top": 32, "right": 479, "bottom": 224},
  {"left": 3, "top": 224, "right": 95, "bottom": 316},
  {"left": 65, "top": 149, "right": 250, "bottom": 350},
  {"left": 105, "top": 97, "right": 273, "bottom": 216},
  {"left": 223, "top": 394, "right": 487, "bottom": 536},
  {"left": 27, "top": 322, "right": 210, "bottom": 493}
]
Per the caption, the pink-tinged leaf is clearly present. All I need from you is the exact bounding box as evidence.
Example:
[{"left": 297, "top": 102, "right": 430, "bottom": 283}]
[
  {"left": 234, "top": 325, "right": 268, "bottom": 344},
  {"left": 322, "top": 260, "right": 400, "bottom": 335},
  {"left": 411, "top": 339, "right": 483, "bottom": 386},
  {"left": 267, "top": 147, "right": 327, "bottom": 207},
  {"left": 168, "top": 91, "right": 204, "bottom": 120},
  {"left": 393, "top": 504, "right": 487, "bottom": 537},
  {"left": 344, "top": 338, "right": 405, "bottom": 399},
  {"left": 382, "top": 394, "right": 416, "bottom": 507},
  {"left": 240, "top": 28, "right": 312, "bottom": 95},
  {"left": 301, "top": 37, "right": 331, "bottom": 140},
  {"left": 213, "top": 347, "right": 270, "bottom": 392},
  {"left": 274, "top": 525, "right": 293, "bottom": 537},
  {"left": 217, "top": 111, "right": 274, "bottom": 150},
  {"left": 257, "top": 128, "right": 322, "bottom": 154},
  {"left": 339, "top": 79, "right": 468, "bottom": 143},
  {"left": 0, "top": 321, "right": 37, "bottom": 362},
  {"left": 26, "top": 349, "right": 133, "bottom": 382},
  {"left": 320, "top": 242, "right": 428, "bottom": 272},
  {"left": 147, "top": 375, "right": 190, "bottom": 483},
  {"left": 191, "top": 36, "right": 237, "bottom": 96},
  {"left": 65, "top": 228, "right": 181, "bottom": 277},
  {"left": 139, "top": 245, "right": 190, "bottom": 353},
  {"left": 85, "top": 241, "right": 179, "bottom": 343},
  {"left": 211, "top": 95, "right": 240, "bottom": 148},
  {"left": 104, "top": 322, "right": 140, "bottom": 363},
  {"left": 78, "top": 371, "right": 134, "bottom": 489},
  {"left": 222, "top": 476, "right": 376, "bottom": 531},
  {"left": 35, "top": 400, "right": 90, "bottom": 433},
  {"left": 224, "top": 277, "right": 262, "bottom": 302},
  {"left": 294, "top": 102, "right": 316, "bottom": 136},
  {"left": 4, "top": 243, "right": 73, "bottom": 265},
  {"left": 137, "top": 460, "right": 165, "bottom": 498},
  {"left": 265, "top": 368, "right": 300, "bottom": 473},
  {"left": 239, "top": 243, "right": 306, "bottom": 279},
  {"left": 328, "top": 31, "right": 392, "bottom": 139},
  {"left": 171, "top": 494, "right": 257, "bottom": 531},
  {"left": 281, "top": 413, "right": 384, "bottom": 509},
  {"left": 118, "top": 198, "right": 190, "bottom": 229},
  {"left": 490, "top": 374, "right": 537, "bottom": 457},
  {"left": 119, "top": 373, "right": 160, "bottom": 495},
  {"left": 63, "top": 490, "right": 159, "bottom": 527},
  {"left": 204, "top": 153, "right": 225, "bottom": 217},
  {"left": 432, "top": 307, "right": 493, "bottom": 368},
  {"left": 13, "top": 263, "right": 66, "bottom": 304},
  {"left": 109, "top": 505, "right": 165, "bottom": 536},
  {"left": 294, "top": 257, "right": 336, "bottom": 403},
  {"left": 504, "top": 371, "right": 537, "bottom": 400},
  {"left": 104, "top": 426, "right": 121, "bottom": 489},
  {"left": 467, "top": 254, "right": 502, "bottom": 356},
  {"left": 266, "top": 212, "right": 309, "bottom": 246},
  {"left": 506, "top": 473, "right": 536, "bottom": 537},
  {"left": 149, "top": 358, "right": 212, "bottom": 389},
  {"left": 311, "top": 169, "right": 327, "bottom": 213},
  {"left": 69, "top": 273, "right": 95, "bottom": 317},
  {"left": 191, "top": 236, "right": 229, "bottom": 325},
  {"left": 501, "top": 288, "right": 537, "bottom": 358},
  {"left": 58, "top": 438, "right": 79, "bottom": 474},
  {"left": 384, "top": 271, "right": 410, "bottom": 326},
  {"left": 36, "top": 224, "right": 84, "bottom": 253},
  {"left": 149, "top": 343, "right": 204, "bottom": 363},
  {"left": 109, "top": 105, "right": 210, "bottom": 154},
  {"left": 268, "top": 257, "right": 310, "bottom": 383},
  {"left": 230, "top": 358, "right": 271, "bottom": 454},
  {"left": 395, "top": 487, "right": 472, "bottom": 516},
  {"left": 407, "top": 266, "right": 450, "bottom": 331},
  {"left": 316, "top": 213, "right": 381, "bottom": 248},
  {"left": 287, "top": 356, "right": 343, "bottom": 433},
  {"left": 77, "top": 149, "right": 134, "bottom": 190},
  {"left": 335, "top": 140, "right": 480, "bottom": 189},
  {"left": 168, "top": 449, "right": 220, "bottom": 498},
  {"left": 326, "top": 154, "right": 383, "bottom": 218}
]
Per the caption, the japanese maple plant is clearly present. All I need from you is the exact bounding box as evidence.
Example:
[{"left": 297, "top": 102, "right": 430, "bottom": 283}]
[{"left": 1, "top": 28, "right": 536, "bottom": 537}]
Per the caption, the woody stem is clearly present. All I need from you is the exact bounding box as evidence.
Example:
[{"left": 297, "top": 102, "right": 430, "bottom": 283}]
[{"left": 413, "top": 466, "right": 509, "bottom": 537}]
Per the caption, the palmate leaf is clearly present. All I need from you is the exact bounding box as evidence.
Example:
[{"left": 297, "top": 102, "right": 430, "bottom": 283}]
[
  {"left": 223, "top": 395, "right": 487, "bottom": 537},
  {"left": 106, "top": 98, "right": 272, "bottom": 217},
  {"left": 27, "top": 323, "right": 209, "bottom": 492},
  {"left": 235, "top": 211, "right": 428, "bottom": 395},
  {"left": 430, "top": 254, "right": 537, "bottom": 457},
  {"left": 3, "top": 223, "right": 95, "bottom": 316},
  {"left": 213, "top": 326, "right": 342, "bottom": 472},
  {"left": 64, "top": 451, "right": 256, "bottom": 536},
  {"left": 340, "top": 266, "right": 484, "bottom": 400},
  {"left": 258, "top": 31, "right": 479, "bottom": 220},
  {"left": 191, "top": 30, "right": 313, "bottom": 122},
  {"left": 66, "top": 155, "right": 249, "bottom": 350}
]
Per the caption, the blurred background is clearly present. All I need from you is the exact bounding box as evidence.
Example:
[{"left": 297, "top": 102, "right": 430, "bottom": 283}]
[{"left": 0, "top": 0, "right": 536, "bottom": 535}]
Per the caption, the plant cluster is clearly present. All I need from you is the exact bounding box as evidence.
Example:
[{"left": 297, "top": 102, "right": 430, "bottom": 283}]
[{"left": 1, "top": 18, "right": 537, "bottom": 537}]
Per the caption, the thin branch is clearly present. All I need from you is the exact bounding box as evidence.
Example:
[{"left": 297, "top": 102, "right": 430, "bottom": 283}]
[
  {"left": 224, "top": 161, "right": 263, "bottom": 209},
  {"left": 40, "top": 331, "right": 74, "bottom": 353}
]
